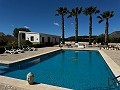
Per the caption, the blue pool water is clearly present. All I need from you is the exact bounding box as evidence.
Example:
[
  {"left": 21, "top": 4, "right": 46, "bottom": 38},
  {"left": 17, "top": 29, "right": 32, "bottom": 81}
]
[{"left": 0, "top": 50, "right": 119, "bottom": 89}]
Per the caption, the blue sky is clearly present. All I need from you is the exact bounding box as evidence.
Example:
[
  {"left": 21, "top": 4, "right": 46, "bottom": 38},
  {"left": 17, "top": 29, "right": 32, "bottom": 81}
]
[{"left": 0, "top": 0, "right": 120, "bottom": 37}]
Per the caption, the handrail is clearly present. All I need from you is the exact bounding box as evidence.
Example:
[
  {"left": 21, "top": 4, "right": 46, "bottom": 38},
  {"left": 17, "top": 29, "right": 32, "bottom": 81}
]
[
  {"left": 112, "top": 75, "right": 120, "bottom": 80},
  {"left": 108, "top": 75, "right": 120, "bottom": 89}
]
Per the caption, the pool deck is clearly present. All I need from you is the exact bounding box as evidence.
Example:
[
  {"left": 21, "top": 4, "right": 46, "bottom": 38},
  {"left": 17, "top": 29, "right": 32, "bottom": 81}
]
[{"left": 0, "top": 46, "right": 120, "bottom": 90}]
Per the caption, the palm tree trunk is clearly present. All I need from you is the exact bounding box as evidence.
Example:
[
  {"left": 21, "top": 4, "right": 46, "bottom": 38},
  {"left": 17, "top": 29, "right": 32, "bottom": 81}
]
[
  {"left": 18, "top": 32, "right": 21, "bottom": 48},
  {"left": 61, "top": 15, "right": 65, "bottom": 44},
  {"left": 105, "top": 19, "right": 109, "bottom": 45},
  {"left": 75, "top": 15, "right": 78, "bottom": 43},
  {"left": 89, "top": 14, "right": 92, "bottom": 45}
]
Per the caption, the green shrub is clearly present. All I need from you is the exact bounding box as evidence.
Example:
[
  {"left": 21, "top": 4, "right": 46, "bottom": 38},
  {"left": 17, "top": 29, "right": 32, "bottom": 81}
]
[
  {"left": 21, "top": 39, "right": 32, "bottom": 46},
  {"left": 0, "top": 38, "right": 7, "bottom": 46},
  {"left": 8, "top": 41, "right": 18, "bottom": 47},
  {"left": 31, "top": 43, "right": 44, "bottom": 48},
  {"left": 0, "top": 47, "right": 5, "bottom": 54},
  {"left": 93, "top": 40, "right": 96, "bottom": 44}
]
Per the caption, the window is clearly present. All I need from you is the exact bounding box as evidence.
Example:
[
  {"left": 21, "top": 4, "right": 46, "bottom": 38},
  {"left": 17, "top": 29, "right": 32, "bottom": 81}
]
[
  {"left": 31, "top": 36, "right": 34, "bottom": 41},
  {"left": 42, "top": 37, "right": 44, "bottom": 43},
  {"left": 55, "top": 38, "right": 56, "bottom": 43},
  {"left": 48, "top": 37, "right": 50, "bottom": 43}
]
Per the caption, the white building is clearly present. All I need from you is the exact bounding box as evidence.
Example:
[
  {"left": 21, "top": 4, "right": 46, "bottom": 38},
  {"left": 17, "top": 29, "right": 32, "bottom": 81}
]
[{"left": 18, "top": 31, "right": 60, "bottom": 45}]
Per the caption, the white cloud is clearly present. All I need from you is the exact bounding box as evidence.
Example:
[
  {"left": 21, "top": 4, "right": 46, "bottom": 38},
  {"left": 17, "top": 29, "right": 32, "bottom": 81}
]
[
  {"left": 24, "top": 26, "right": 30, "bottom": 29},
  {"left": 53, "top": 22, "right": 60, "bottom": 27}
]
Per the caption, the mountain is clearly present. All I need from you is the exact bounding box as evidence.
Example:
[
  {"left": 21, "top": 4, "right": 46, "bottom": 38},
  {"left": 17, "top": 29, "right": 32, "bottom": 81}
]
[
  {"left": 0, "top": 32, "right": 5, "bottom": 36},
  {"left": 109, "top": 31, "right": 120, "bottom": 38}
]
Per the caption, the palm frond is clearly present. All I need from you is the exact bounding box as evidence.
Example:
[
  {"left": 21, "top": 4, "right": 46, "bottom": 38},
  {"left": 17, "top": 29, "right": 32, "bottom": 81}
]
[
  {"left": 83, "top": 6, "right": 99, "bottom": 15},
  {"left": 55, "top": 7, "right": 69, "bottom": 16},
  {"left": 98, "top": 19, "right": 104, "bottom": 24},
  {"left": 95, "top": 10, "right": 100, "bottom": 14},
  {"left": 67, "top": 15, "right": 72, "bottom": 18},
  {"left": 83, "top": 8, "right": 89, "bottom": 15},
  {"left": 55, "top": 14, "right": 59, "bottom": 16},
  {"left": 68, "top": 7, "right": 82, "bottom": 17},
  {"left": 110, "top": 11, "right": 114, "bottom": 18},
  {"left": 97, "top": 16, "right": 102, "bottom": 19}
]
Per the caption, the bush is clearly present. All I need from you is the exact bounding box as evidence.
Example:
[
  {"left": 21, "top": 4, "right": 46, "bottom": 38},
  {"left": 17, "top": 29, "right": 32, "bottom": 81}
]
[
  {"left": 0, "top": 47, "right": 5, "bottom": 54},
  {"left": 8, "top": 41, "right": 18, "bottom": 47},
  {"left": 31, "top": 44, "right": 44, "bottom": 48},
  {"left": 93, "top": 40, "right": 96, "bottom": 44},
  {"left": 21, "top": 39, "right": 32, "bottom": 46},
  {"left": 0, "top": 38, "right": 7, "bottom": 46}
]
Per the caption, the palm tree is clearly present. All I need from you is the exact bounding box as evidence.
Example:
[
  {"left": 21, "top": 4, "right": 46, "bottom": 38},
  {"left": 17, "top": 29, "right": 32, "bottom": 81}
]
[
  {"left": 83, "top": 6, "right": 99, "bottom": 45},
  {"left": 67, "top": 7, "right": 82, "bottom": 43},
  {"left": 97, "top": 11, "right": 114, "bottom": 45},
  {"left": 55, "top": 7, "right": 68, "bottom": 44}
]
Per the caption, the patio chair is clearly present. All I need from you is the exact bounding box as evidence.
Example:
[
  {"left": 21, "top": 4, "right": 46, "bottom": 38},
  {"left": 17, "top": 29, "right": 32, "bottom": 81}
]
[
  {"left": 16, "top": 48, "right": 24, "bottom": 53},
  {"left": 4, "top": 47, "right": 18, "bottom": 54},
  {"left": 114, "top": 44, "right": 120, "bottom": 50},
  {"left": 74, "top": 43, "right": 85, "bottom": 48},
  {"left": 78, "top": 44, "right": 85, "bottom": 48},
  {"left": 27, "top": 45, "right": 37, "bottom": 51},
  {"left": 22, "top": 45, "right": 29, "bottom": 51},
  {"left": 12, "top": 46, "right": 24, "bottom": 53}
]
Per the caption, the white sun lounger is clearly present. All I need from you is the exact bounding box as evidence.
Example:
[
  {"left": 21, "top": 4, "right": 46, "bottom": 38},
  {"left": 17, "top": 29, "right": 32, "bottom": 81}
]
[
  {"left": 75, "top": 43, "right": 85, "bottom": 48},
  {"left": 4, "top": 48, "right": 18, "bottom": 54}
]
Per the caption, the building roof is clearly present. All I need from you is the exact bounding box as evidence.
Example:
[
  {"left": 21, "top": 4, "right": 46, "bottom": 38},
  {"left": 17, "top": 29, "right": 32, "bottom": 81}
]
[{"left": 20, "top": 31, "right": 60, "bottom": 37}]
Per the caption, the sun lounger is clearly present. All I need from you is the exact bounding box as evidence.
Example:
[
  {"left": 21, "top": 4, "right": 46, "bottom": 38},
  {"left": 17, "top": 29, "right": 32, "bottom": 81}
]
[
  {"left": 29, "top": 47, "right": 37, "bottom": 51},
  {"left": 12, "top": 46, "right": 25, "bottom": 53},
  {"left": 114, "top": 44, "right": 120, "bottom": 50},
  {"left": 74, "top": 43, "right": 85, "bottom": 48},
  {"left": 4, "top": 47, "right": 18, "bottom": 54},
  {"left": 78, "top": 44, "right": 85, "bottom": 48},
  {"left": 26, "top": 46, "right": 37, "bottom": 51},
  {"left": 16, "top": 49, "right": 24, "bottom": 53}
]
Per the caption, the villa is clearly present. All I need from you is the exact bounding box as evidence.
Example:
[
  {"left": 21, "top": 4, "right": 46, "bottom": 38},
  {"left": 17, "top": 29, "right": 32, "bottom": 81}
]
[
  {"left": 0, "top": 0, "right": 120, "bottom": 89},
  {"left": 18, "top": 31, "right": 60, "bottom": 45}
]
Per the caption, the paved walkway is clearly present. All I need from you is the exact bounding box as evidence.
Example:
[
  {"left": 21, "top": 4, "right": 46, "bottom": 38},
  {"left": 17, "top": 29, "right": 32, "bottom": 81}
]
[
  {"left": 0, "top": 47, "right": 60, "bottom": 64},
  {"left": 0, "top": 83, "right": 27, "bottom": 90},
  {"left": 102, "top": 49, "right": 120, "bottom": 66}
]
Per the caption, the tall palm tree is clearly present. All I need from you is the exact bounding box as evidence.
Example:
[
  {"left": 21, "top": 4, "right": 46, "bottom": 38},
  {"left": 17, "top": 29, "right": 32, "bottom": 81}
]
[
  {"left": 83, "top": 6, "right": 99, "bottom": 45},
  {"left": 97, "top": 11, "right": 114, "bottom": 45},
  {"left": 67, "top": 7, "right": 82, "bottom": 43},
  {"left": 55, "top": 7, "right": 68, "bottom": 44}
]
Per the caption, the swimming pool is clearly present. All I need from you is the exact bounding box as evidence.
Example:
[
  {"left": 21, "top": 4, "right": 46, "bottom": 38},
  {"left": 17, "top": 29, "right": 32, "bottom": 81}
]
[{"left": 0, "top": 50, "right": 119, "bottom": 89}]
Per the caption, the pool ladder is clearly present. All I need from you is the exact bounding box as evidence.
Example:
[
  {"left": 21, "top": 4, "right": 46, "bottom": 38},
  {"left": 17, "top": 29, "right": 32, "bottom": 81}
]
[{"left": 108, "top": 75, "right": 120, "bottom": 89}]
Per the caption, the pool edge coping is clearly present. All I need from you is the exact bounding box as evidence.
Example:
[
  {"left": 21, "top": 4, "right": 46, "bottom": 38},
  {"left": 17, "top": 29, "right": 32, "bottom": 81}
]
[
  {"left": 0, "top": 48, "right": 72, "bottom": 90},
  {"left": 0, "top": 48, "right": 120, "bottom": 89},
  {"left": 98, "top": 50, "right": 120, "bottom": 81},
  {"left": 0, "top": 48, "right": 62, "bottom": 65}
]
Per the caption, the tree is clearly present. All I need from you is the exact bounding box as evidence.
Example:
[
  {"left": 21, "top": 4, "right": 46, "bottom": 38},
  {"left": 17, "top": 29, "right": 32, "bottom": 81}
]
[
  {"left": 0, "top": 32, "right": 5, "bottom": 36},
  {"left": 67, "top": 7, "right": 82, "bottom": 43},
  {"left": 55, "top": 7, "right": 69, "bottom": 44},
  {"left": 13, "top": 28, "right": 31, "bottom": 38},
  {"left": 0, "top": 38, "right": 7, "bottom": 46},
  {"left": 21, "top": 39, "right": 32, "bottom": 46},
  {"left": 95, "top": 34, "right": 105, "bottom": 44},
  {"left": 97, "top": 11, "right": 114, "bottom": 45},
  {"left": 1, "top": 35, "right": 17, "bottom": 46},
  {"left": 83, "top": 6, "right": 99, "bottom": 45}
]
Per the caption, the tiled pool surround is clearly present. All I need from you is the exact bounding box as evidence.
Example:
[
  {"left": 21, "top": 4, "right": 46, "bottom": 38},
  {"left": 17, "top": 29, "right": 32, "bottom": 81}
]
[{"left": 0, "top": 48, "right": 120, "bottom": 90}]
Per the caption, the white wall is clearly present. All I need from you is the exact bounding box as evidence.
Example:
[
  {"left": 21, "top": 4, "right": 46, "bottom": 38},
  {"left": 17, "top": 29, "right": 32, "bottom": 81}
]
[
  {"left": 25, "top": 33, "right": 40, "bottom": 43},
  {"left": 25, "top": 32, "right": 60, "bottom": 44}
]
